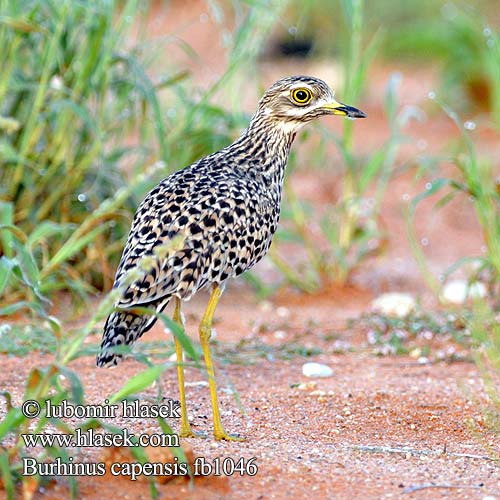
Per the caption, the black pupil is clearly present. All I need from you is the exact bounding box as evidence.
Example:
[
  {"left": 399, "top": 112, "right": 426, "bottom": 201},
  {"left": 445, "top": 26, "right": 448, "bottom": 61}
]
[{"left": 296, "top": 90, "right": 308, "bottom": 101}]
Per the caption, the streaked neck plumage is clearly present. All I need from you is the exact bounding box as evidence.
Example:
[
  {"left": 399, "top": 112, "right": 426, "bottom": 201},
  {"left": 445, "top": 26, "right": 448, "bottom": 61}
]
[{"left": 224, "top": 108, "right": 304, "bottom": 187}]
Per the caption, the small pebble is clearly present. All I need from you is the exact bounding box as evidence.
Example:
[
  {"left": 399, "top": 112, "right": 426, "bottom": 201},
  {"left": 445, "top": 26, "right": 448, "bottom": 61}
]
[
  {"left": 302, "top": 362, "right": 333, "bottom": 378},
  {"left": 259, "top": 300, "right": 273, "bottom": 313},
  {"left": 371, "top": 292, "right": 416, "bottom": 318},
  {"left": 441, "top": 280, "right": 487, "bottom": 304},
  {"left": 185, "top": 381, "right": 209, "bottom": 387},
  {"left": 409, "top": 348, "right": 421, "bottom": 358},
  {"left": 296, "top": 381, "right": 318, "bottom": 391},
  {"left": 310, "top": 390, "right": 326, "bottom": 396},
  {"left": 276, "top": 306, "right": 290, "bottom": 318},
  {"left": 273, "top": 330, "right": 286, "bottom": 339}
]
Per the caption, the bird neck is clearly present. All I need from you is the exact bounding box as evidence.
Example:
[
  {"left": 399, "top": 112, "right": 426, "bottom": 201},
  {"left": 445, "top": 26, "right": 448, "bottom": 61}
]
[{"left": 229, "top": 113, "right": 299, "bottom": 185}]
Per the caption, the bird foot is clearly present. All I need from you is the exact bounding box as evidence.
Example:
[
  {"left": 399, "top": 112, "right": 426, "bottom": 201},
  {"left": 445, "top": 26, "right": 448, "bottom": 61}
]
[
  {"left": 214, "top": 431, "right": 245, "bottom": 442},
  {"left": 179, "top": 428, "right": 207, "bottom": 438}
]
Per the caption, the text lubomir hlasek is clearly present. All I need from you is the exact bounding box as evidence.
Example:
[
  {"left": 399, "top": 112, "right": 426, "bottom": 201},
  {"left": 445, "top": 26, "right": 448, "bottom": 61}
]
[{"left": 42, "top": 399, "right": 181, "bottom": 419}]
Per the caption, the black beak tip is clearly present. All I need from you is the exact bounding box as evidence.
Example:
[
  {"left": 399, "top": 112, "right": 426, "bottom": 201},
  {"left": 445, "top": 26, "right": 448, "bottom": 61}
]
[
  {"left": 334, "top": 104, "right": 366, "bottom": 119},
  {"left": 342, "top": 105, "right": 366, "bottom": 118}
]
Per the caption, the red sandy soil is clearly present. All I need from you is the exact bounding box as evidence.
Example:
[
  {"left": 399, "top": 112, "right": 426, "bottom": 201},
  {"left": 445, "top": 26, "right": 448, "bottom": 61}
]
[
  {"left": 2, "top": 287, "right": 499, "bottom": 499},
  {"left": 2, "top": 2, "right": 500, "bottom": 499}
]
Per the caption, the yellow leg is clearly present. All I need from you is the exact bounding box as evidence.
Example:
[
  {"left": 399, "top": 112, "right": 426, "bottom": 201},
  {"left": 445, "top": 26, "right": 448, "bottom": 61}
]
[
  {"left": 173, "top": 298, "right": 197, "bottom": 438},
  {"left": 200, "top": 285, "right": 243, "bottom": 441}
]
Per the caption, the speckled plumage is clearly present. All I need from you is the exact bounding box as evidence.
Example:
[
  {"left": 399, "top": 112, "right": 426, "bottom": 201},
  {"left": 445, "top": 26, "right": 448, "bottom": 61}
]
[{"left": 97, "top": 76, "right": 365, "bottom": 367}]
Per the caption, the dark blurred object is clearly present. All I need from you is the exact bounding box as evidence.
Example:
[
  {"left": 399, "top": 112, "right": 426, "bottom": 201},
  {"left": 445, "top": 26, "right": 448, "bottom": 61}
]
[
  {"left": 275, "top": 37, "right": 313, "bottom": 58},
  {"left": 466, "top": 75, "right": 492, "bottom": 111}
]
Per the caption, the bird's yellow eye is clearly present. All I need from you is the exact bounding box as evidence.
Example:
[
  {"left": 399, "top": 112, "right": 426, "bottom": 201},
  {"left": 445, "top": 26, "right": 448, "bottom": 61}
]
[{"left": 291, "top": 88, "right": 313, "bottom": 105}]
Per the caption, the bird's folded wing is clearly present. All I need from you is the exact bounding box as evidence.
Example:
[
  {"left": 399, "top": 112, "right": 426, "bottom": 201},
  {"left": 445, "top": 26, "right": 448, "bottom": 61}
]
[{"left": 112, "top": 179, "right": 250, "bottom": 308}]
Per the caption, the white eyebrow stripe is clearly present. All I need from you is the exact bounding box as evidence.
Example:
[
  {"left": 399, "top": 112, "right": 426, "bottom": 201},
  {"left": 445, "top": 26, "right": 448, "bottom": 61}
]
[{"left": 288, "top": 83, "right": 313, "bottom": 91}]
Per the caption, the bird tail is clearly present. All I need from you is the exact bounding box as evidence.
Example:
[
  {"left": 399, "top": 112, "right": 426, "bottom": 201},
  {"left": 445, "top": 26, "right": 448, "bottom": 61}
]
[{"left": 96, "top": 299, "right": 169, "bottom": 367}]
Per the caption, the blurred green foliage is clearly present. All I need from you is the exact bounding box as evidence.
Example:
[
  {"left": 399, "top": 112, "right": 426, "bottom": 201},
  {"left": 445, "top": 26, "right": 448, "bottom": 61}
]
[
  {"left": 470, "top": 302, "right": 500, "bottom": 442},
  {"left": 0, "top": 0, "right": 286, "bottom": 309},
  {"left": 407, "top": 84, "right": 500, "bottom": 447},
  {"left": 282, "top": 1, "right": 500, "bottom": 122},
  {"left": 0, "top": 0, "right": 166, "bottom": 296},
  {"left": 408, "top": 97, "right": 500, "bottom": 302},
  {"left": 383, "top": 4, "right": 500, "bottom": 125},
  {"left": 2, "top": 0, "right": 499, "bottom": 305}
]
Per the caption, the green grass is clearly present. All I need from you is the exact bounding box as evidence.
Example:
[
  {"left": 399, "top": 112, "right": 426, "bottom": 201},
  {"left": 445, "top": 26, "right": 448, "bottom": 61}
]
[
  {"left": 408, "top": 96, "right": 500, "bottom": 297},
  {"left": 0, "top": 323, "right": 57, "bottom": 357},
  {"left": 261, "top": 0, "right": 500, "bottom": 292},
  {"left": 0, "top": 0, "right": 168, "bottom": 302},
  {"left": 407, "top": 81, "right": 500, "bottom": 449},
  {"left": 215, "top": 338, "right": 323, "bottom": 365},
  {"left": 283, "top": 1, "right": 500, "bottom": 125},
  {"left": 469, "top": 303, "right": 500, "bottom": 441},
  {"left": 9, "top": 0, "right": 496, "bottom": 300},
  {"left": 349, "top": 310, "right": 473, "bottom": 357},
  {"left": 0, "top": 0, "right": 288, "bottom": 308}
]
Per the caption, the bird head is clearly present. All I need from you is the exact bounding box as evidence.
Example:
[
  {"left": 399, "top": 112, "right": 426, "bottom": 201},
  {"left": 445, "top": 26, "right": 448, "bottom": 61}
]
[{"left": 254, "top": 75, "right": 366, "bottom": 133}]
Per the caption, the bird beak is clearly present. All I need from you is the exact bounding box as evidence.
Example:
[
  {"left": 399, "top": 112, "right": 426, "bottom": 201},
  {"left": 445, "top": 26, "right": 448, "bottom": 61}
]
[{"left": 321, "top": 99, "right": 366, "bottom": 118}]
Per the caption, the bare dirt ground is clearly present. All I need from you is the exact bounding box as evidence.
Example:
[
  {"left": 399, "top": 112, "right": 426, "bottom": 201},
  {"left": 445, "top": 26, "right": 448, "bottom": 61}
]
[
  {"left": 2, "top": 1, "right": 500, "bottom": 499},
  {"left": 2, "top": 284, "right": 500, "bottom": 499}
]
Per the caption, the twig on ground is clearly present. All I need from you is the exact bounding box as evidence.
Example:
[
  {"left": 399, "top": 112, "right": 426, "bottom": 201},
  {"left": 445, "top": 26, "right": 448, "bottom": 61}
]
[
  {"left": 402, "top": 483, "right": 482, "bottom": 494},
  {"left": 347, "top": 444, "right": 498, "bottom": 462}
]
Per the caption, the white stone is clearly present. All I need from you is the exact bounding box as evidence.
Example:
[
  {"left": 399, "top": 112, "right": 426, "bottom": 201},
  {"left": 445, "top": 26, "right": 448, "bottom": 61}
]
[
  {"left": 276, "top": 307, "right": 290, "bottom": 318},
  {"left": 185, "top": 381, "right": 209, "bottom": 388},
  {"left": 49, "top": 75, "right": 63, "bottom": 90},
  {"left": 302, "top": 362, "right": 333, "bottom": 378},
  {"left": 371, "top": 292, "right": 416, "bottom": 318},
  {"left": 441, "top": 280, "right": 487, "bottom": 304}
]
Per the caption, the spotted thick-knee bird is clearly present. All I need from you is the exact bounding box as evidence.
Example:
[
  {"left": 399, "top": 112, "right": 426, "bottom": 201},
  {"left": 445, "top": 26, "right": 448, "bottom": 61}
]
[{"left": 97, "top": 75, "right": 365, "bottom": 440}]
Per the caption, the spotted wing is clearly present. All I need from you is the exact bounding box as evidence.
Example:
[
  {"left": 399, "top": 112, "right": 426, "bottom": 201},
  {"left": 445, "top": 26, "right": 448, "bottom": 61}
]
[{"left": 112, "top": 165, "right": 255, "bottom": 307}]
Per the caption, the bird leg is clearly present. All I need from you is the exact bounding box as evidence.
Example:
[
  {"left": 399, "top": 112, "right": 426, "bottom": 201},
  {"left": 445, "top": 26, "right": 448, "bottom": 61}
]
[
  {"left": 173, "top": 297, "right": 198, "bottom": 438},
  {"left": 199, "top": 285, "right": 243, "bottom": 441}
]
